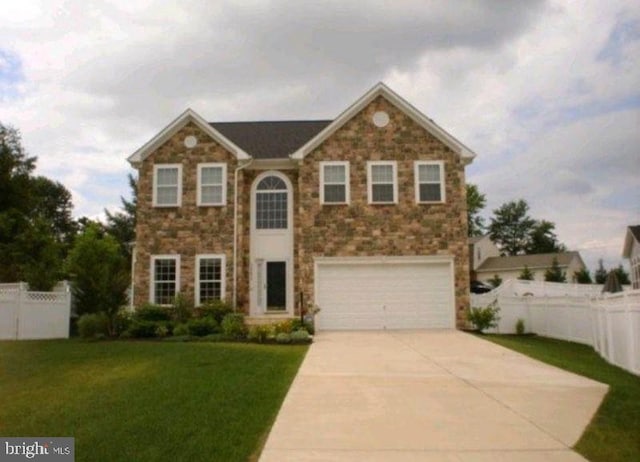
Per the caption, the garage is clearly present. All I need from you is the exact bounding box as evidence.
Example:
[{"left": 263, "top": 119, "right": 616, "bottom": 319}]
[{"left": 314, "top": 257, "right": 455, "bottom": 330}]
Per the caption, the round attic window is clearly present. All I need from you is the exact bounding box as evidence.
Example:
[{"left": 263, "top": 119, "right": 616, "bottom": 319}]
[
  {"left": 372, "top": 111, "right": 390, "bottom": 128},
  {"left": 184, "top": 135, "right": 198, "bottom": 148}
]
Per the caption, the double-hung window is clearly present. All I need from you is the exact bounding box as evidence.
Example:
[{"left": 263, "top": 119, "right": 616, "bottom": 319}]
[
  {"left": 367, "top": 161, "right": 397, "bottom": 204},
  {"left": 196, "top": 255, "right": 225, "bottom": 305},
  {"left": 197, "top": 163, "right": 227, "bottom": 206},
  {"left": 415, "top": 161, "right": 445, "bottom": 203},
  {"left": 320, "top": 161, "right": 350, "bottom": 204},
  {"left": 151, "top": 255, "right": 180, "bottom": 305},
  {"left": 153, "top": 164, "right": 182, "bottom": 207}
]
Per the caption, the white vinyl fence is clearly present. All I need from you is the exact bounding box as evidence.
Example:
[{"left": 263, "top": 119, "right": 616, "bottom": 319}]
[
  {"left": 0, "top": 282, "right": 71, "bottom": 340},
  {"left": 494, "top": 279, "right": 607, "bottom": 297},
  {"left": 471, "top": 289, "right": 640, "bottom": 375}
]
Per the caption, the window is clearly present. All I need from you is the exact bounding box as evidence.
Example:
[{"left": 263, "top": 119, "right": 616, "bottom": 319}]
[
  {"left": 255, "top": 175, "right": 288, "bottom": 229},
  {"left": 198, "top": 163, "right": 227, "bottom": 206},
  {"left": 367, "top": 161, "right": 397, "bottom": 204},
  {"left": 632, "top": 255, "right": 640, "bottom": 290},
  {"left": 415, "top": 161, "right": 445, "bottom": 203},
  {"left": 151, "top": 256, "right": 180, "bottom": 305},
  {"left": 196, "top": 255, "right": 225, "bottom": 305},
  {"left": 320, "top": 161, "right": 350, "bottom": 204},
  {"left": 153, "top": 164, "right": 182, "bottom": 207}
]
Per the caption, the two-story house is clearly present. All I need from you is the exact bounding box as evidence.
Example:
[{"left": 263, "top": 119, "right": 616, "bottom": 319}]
[{"left": 128, "top": 83, "right": 475, "bottom": 330}]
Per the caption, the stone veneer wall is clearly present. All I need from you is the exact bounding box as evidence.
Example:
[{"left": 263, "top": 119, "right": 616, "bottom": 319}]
[
  {"left": 296, "top": 96, "right": 470, "bottom": 327},
  {"left": 133, "top": 122, "right": 239, "bottom": 307}
]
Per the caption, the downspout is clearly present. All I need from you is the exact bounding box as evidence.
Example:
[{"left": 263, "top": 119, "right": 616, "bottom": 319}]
[{"left": 233, "top": 158, "right": 253, "bottom": 311}]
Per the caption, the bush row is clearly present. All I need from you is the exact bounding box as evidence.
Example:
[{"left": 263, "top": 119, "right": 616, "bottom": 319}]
[{"left": 77, "top": 297, "right": 313, "bottom": 344}]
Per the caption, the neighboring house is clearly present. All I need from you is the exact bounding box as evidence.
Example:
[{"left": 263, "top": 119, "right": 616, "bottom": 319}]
[
  {"left": 468, "top": 235, "right": 500, "bottom": 278},
  {"left": 622, "top": 225, "right": 640, "bottom": 289},
  {"left": 127, "top": 83, "right": 475, "bottom": 330},
  {"left": 475, "top": 251, "right": 587, "bottom": 284}
]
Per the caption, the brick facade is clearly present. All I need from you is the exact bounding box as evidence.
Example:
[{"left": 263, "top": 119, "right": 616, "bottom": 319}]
[{"left": 133, "top": 94, "right": 470, "bottom": 327}]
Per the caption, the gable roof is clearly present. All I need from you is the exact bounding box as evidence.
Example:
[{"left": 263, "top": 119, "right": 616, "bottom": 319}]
[
  {"left": 127, "top": 109, "right": 251, "bottom": 165},
  {"left": 211, "top": 120, "right": 331, "bottom": 159},
  {"left": 290, "top": 82, "right": 476, "bottom": 162},
  {"left": 622, "top": 225, "right": 640, "bottom": 257},
  {"left": 476, "top": 251, "right": 584, "bottom": 272}
]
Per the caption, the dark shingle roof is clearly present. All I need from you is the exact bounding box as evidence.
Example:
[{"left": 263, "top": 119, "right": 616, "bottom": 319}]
[
  {"left": 476, "top": 251, "right": 582, "bottom": 272},
  {"left": 629, "top": 225, "right": 640, "bottom": 242},
  {"left": 210, "top": 120, "right": 332, "bottom": 159}
]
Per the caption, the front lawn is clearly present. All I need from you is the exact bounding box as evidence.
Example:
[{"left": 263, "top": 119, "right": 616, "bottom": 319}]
[
  {"left": 0, "top": 340, "right": 307, "bottom": 462},
  {"left": 481, "top": 334, "right": 640, "bottom": 462}
]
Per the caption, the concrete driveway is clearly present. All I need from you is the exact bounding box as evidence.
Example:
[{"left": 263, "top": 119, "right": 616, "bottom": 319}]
[{"left": 260, "top": 330, "right": 608, "bottom": 462}]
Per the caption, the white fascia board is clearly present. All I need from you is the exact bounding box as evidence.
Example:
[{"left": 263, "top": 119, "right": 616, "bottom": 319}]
[
  {"left": 127, "top": 108, "right": 250, "bottom": 166},
  {"left": 290, "top": 82, "right": 476, "bottom": 162}
]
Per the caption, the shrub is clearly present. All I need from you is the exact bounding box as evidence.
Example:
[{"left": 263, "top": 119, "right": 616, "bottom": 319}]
[
  {"left": 187, "top": 318, "right": 219, "bottom": 337},
  {"left": 155, "top": 325, "right": 169, "bottom": 338},
  {"left": 197, "top": 299, "right": 233, "bottom": 323},
  {"left": 171, "top": 293, "right": 193, "bottom": 323},
  {"left": 303, "top": 321, "right": 315, "bottom": 335},
  {"left": 467, "top": 300, "right": 500, "bottom": 333},
  {"left": 290, "top": 329, "right": 311, "bottom": 344},
  {"left": 128, "top": 320, "right": 161, "bottom": 338},
  {"left": 135, "top": 304, "right": 172, "bottom": 322},
  {"left": 173, "top": 323, "right": 189, "bottom": 337},
  {"left": 515, "top": 318, "right": 525, "bottom": 335},
  {"left": 248, "top": 324, "right": 273, "bottom": 343},
  {"left": 221, "top": 313, "right": 247, "bottom": 340},
  {"left": 112, "top": 309, "right": 133, "bottom": 336},
  {"left": 275, "top": 332, "right": 292, "bottom": 344},
  {"left": 78, "top": 313, "right": 109, "bottom": 339},
  {"left": 273, "top": 319, "right": 295, "bottom": 334}
]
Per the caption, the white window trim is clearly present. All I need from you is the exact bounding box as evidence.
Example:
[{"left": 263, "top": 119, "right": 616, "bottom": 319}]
[
  {"left": 320, "top": 161, "right": 350, "bottom": 205},
  {"left": 195, "top": 254, "right": 226, "bottom": 306},
  {"left": 153, "top": 164, "right": 183, "bottom": 207},
  {"left": 150, "top": 255, "right": 180, "bottom": 305},
  {"left": 367, "top": 161, "right": 398, "bottom": 204},
  {"left": 197, "top": 163, "right": 227, "bottom": 206},
  {"left": 414, "top": 160, "right": 446, "bottom": 204}
]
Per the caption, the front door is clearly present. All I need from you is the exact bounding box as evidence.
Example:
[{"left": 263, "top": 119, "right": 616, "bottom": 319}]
[{"left": 266, "top": 261, "right": 286, "bottom": 311}]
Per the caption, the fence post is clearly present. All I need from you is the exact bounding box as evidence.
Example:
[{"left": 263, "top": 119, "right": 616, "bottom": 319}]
[
  {"left": 624, "top": 293, "right": 636, "bottom": 373},
  {"left": 605, "top": 297, "right": 615, "bottom": 365},
  {"left": 16, "top": 282, "right": 28, "bottom": 340}
]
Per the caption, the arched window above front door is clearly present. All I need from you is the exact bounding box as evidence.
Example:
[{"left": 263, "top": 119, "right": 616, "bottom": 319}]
[{"left": 256, "top": 175, "right": 288, "bottom": 229}]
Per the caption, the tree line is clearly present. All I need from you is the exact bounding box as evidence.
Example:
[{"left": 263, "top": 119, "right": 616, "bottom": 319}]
[
  {"left": 1, "top": 122, "right": 135, "bottom": 320},
  {"left": 466, "top": 184, "right": 630, "bottom": 284}
]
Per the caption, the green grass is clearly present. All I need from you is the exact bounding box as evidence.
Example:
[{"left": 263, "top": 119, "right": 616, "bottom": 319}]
[
  {"left": 481, "top": 334, "right": 640, "bottom": 462},
  {"left": 0, "top": 340, "right": 307, "bottom": 462}
]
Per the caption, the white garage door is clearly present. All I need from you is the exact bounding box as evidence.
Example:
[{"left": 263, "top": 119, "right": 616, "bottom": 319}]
[{"left": 315, "top": 258, "right": 454, "bottom": 330}]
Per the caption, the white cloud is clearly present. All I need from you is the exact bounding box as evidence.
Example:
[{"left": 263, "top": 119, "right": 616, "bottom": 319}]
[{"left": 0, "top": 0, "right": 638, "bottom": 272}]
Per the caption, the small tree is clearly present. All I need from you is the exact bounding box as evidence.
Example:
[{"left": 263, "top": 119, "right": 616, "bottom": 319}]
[
  {"left": 518, "top": 265, "right": 534, "bottom": 281},
  {"left": 467, "top": 300, "right": 500, "bottom": 333},
  {"left": 544, "top": 257, "right": 566, "bottom": 282},
  {"left": 488, "top": 274, "right": 503, "bottom": 288},
  {"left": 66, "top": 224, "right": 129, "bottom": 336},
  {"left": 594, "top": 259, "right": 608, "bottom": 284},
  {"left": 614, "top": 264, "right": 630, "bottom": 285},
  {"left": 574, "top": 268, "right": 592, "bottom": 284}
]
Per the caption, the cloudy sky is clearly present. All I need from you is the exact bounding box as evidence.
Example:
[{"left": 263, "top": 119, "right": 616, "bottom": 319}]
[{"left": 1, "top": 0, "right": 638, "bottom": 272}]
